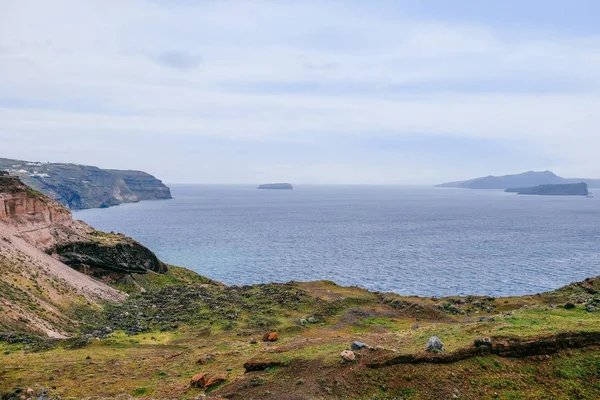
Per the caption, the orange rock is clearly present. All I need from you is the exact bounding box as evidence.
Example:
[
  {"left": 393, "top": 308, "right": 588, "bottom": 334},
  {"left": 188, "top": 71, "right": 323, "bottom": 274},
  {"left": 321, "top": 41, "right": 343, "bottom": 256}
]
[
  {"left": 204, "top": 372, "right": 227, "bottom": 389},
  {"left": 190, "top": 372, "right": 208, "bottom": 388},
  {"left": 262, "top": 331, "right": 279, "bottom": 342},
  {"left": 190, "top": 372, "right": 227, "bottom": 389}
]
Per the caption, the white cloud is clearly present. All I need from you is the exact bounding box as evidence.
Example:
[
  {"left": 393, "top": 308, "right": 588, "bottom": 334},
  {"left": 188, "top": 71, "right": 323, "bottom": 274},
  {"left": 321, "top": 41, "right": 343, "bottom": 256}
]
[{"left": 1, "top": 0, "right": 600, "bottom": 182}]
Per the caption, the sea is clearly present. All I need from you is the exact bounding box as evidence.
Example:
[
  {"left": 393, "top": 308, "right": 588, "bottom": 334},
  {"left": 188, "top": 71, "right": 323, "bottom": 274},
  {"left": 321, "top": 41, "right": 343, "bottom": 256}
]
[{"left": 75, "top": 185, "right": 600, "bottom": 298}]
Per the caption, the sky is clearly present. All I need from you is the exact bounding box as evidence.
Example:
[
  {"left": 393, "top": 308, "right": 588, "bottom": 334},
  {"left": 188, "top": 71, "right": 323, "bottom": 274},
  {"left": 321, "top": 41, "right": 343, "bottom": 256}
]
[{"left": 1, "top": 0, "right": 600, "bottom": 184}]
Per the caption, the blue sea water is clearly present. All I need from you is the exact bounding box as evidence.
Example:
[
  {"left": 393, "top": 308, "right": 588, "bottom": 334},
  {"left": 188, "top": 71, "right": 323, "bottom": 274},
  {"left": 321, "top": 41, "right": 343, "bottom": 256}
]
[{"left": 75, "top": 185, "right": 600, "bottom": 297}]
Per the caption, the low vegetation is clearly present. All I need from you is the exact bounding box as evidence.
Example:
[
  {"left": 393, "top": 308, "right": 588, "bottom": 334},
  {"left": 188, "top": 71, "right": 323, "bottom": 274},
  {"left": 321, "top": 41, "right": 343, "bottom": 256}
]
[{"left": 2, "top": 274, "right": 600, "bottom": 399}]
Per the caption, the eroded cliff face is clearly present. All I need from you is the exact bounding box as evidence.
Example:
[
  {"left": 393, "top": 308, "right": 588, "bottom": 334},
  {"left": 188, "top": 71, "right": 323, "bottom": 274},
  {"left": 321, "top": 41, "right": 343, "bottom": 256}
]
[
  {"left": 1, "top": 175, "right": 166, "bottom": 274},
  {"left": 50, "top": 230, "right": 168, "bottom": 278},
  {"left": 0, "top": 175, "right": 167, "bottom": 336},
  {"left": 0, "top": 176, "right": 71, "bottom": 225}
]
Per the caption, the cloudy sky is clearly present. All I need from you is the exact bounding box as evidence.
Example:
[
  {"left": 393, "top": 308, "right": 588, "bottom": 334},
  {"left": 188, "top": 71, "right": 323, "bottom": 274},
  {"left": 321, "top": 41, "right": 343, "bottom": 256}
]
[{"left": 1, "top": 0, "right": 599, "bottom": 184}]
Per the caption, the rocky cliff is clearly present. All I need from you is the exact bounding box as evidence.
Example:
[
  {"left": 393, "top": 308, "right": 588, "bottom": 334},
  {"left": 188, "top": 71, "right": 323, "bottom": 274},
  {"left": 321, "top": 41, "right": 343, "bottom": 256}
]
[
  {"left": 0, "top": 175, "right": 168, "bottom": 336},
  {"left": 0, "top": 157, "right": 172, "bottom": 209}
]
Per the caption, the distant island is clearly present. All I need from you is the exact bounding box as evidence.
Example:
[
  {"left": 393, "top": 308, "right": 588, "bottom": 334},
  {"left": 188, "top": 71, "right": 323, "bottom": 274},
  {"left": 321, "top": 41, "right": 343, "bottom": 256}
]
[
  {"left": 505, "top": 182, "right": 589, "bottom": 196},
  {"left": 0, "top": 157, "right": 171, "bottom": 210},
  {"left": 257, "top": 183, "right": 293, "bottom": 190},
  {"left": 437, "top": 170, "right": 600, "bottom": 189}
]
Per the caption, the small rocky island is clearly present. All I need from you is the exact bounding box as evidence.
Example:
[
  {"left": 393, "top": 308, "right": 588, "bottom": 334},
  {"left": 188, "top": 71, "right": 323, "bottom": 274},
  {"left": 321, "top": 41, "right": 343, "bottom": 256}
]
[
  {"left": 257, "top": 183, "right": 293, "bottom": 190},
  {"left": 505, "top": 182, "right": 589, "bottom": 196}
]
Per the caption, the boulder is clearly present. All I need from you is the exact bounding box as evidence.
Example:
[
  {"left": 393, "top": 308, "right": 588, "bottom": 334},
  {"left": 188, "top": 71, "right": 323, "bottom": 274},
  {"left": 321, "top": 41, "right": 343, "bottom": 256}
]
[
  {"left": 474, "top": 337, "right": 493, "bottom": 347},
  {"left": 190, "top": 372, "right": 227, "bottom": 389},
  {"left": 586, "top": 305, "right": 597, "bottom": 312},
  {"left": 191, "top": 373, "right": 208, "bottom": 388},
  {"left": 564, "top": 303, "right": 576, "bottom": 310},
  {"left": 351, "top": 341, "right": 367, "bottom": 351},
  {"left": 340, "top": 350, "right": 356, "bottom": 362},
  {"left": 426, "top": 336, "right": 444, "bottom": 352},
  {"left": 262, "top": 331, "right": 279, "bottom": 342},
  {"left": 203, "top": 373, "right": 227, "bottom": 389}
]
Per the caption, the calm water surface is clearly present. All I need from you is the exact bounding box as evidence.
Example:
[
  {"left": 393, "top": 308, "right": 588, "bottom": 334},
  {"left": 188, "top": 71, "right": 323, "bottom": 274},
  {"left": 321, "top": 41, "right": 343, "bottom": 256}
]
[{"left": 75, "top": 185, "right": 600, "bottom": 297}]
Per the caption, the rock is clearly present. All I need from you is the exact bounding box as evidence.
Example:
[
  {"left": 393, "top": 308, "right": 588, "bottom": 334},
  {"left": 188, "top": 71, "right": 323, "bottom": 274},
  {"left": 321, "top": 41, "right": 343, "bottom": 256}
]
[
  {"left": 250, "top": 338, "right": 257, "bottom": 344},
  {"left": 191, "top": 372, "right": 208, "bottom": 388},
  {"left": 243, "top": 360, "right": 288, "bottom": 372},
  {"left": 340, "top": 350, "right": 356, "bottom": 362},
  {"left": 262, "top": 331, "right": 279, "bottom": 342},
  {"left": 203, "top": 373, "right": 227, "bottom": 389},
  {"left": 299, "top": 318, "right": 308, "bottom": 325},
  {"left": 564, "top": 303, "right": 576, "bottom": 310},
  {"left": 26, "top": 388, "right": 34, "bottom": 396},
  {"left": 474, "top": 337, "right": 493, "bottom": 347},
  {"left": 586, "top": 305, "right": 597, "bottom": 312},
  {"left": 307, "top": 317, "right": 316, "bottom": 323},
  {"left": 197, "top": 354, "right": 215, "bottom": 364},
  {"left": 411, "top": 324, "right": 419, "bottom": 330},
  {"left": 426, "top": 336, "right": 444, "bottom": 352},
  {"left": 351, "top": 341, "right": 367, "bottom": 351},
  {"left": 190, "top": 372, "right": 227, "bottom": 389}
]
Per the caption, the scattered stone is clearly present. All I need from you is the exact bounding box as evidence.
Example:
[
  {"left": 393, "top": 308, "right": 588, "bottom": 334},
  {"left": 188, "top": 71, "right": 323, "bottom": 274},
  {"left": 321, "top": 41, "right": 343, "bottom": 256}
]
[
  {"left": 307, "top": 317, "right": 316, "bottom": 323},
  {"left": 249, "top": 338, "right": 257, "bottom": 344},
  {"left": 474, "top": 337, "right": 493, "bottom": 347},
  {"left": 564, "top": 303, "right": 576, "bottom": 310},
  {"left": 262, "top": 331, "right": 279, "bottom": 342},
  {"left": 478, "top": 317, "right": 487, "bottom": 322},
  {"left": 26, "top": 388, "right": 34, "bottom": 396},
  {"left": 375, "top": 345, "right": 385, "bottom": 351},
  {"left": 426, "top": 336, "right": 444, "bottom": 352},
  {"left": 197, "top": 354, "right": 215, "bottom": 364},
  {"left": 586, "top": 305, "right": 597, "bottom": 312},
  {"left": 411, "top": 324, "right": 419, "bottom": 330},
  {"left": 351, "top": 341, "right": 367, "bottom": 351},
  {"left": 340, "top": 350, "right": 356, "bottom": 362},
  {"left": 299, "top": 318, "right": 308, "bottom": 325}
]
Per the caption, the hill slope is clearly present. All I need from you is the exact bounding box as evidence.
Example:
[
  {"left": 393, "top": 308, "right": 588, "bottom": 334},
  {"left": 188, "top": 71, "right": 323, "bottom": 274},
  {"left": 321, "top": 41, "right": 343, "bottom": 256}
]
[
  {"left": 0, "top": 175, "right": 180, "bottom": 337},
  {"left": 0, "top": 157, "right": 171, "bottom": 209}
]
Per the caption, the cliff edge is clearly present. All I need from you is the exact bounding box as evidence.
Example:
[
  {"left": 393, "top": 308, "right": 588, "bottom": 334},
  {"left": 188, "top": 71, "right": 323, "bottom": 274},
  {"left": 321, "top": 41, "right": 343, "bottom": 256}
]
[{"left": 0, "top": 157, "right": 172, "bottom": 209}]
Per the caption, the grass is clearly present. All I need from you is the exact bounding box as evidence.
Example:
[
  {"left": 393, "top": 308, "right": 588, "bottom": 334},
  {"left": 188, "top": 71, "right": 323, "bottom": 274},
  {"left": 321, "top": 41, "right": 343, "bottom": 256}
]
[{"left": 2, "top": 277, "right": 600, "bottom": 399}]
